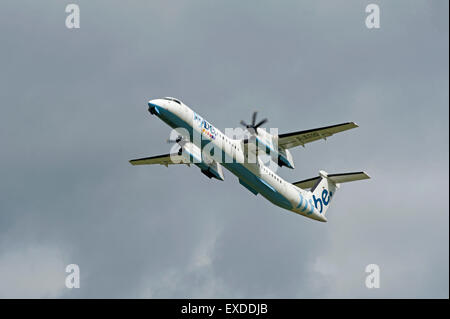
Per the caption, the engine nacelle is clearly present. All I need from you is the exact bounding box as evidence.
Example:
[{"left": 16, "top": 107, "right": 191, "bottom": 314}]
[
  {"left": 179, "top": 141, "right": 224, "bottom": 181},
  {"left": 246, "top": 130, "right": 295, "bottom": 169},
  {"left": 277, "top": 148, "right": 295, "bottom": 169}
]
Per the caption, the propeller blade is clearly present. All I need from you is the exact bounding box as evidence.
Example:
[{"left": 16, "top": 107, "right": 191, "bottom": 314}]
[
  {"left": 240, "top": 120, "right": 249, "bottom": 127},
  {"left": 166, "top": 136, "right": 183, "bottom": 143},
  {"left": 251, "top": 111, "right": 258, "bottom": 126},
  {"left": 254, "top": 118, "right": 268, "bottom": 128},
  {"left": 241, "top": 111, "right": 267, "bottom": 134}
]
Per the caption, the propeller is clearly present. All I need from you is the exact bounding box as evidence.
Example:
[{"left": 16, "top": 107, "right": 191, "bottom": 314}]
[
  {"left": 240, "top": 111, "right": 268, "bottom": 134},
  {"left": 166, "top": 135, "right": 183, "bottom": 144},
  {"left": 166, "top": 135, "right": 184, "bottom": 155}
]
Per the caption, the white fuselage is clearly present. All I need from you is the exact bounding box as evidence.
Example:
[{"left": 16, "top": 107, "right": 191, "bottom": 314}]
[{"left": 148, "top": 98, "right": 327, "bottom": 222}]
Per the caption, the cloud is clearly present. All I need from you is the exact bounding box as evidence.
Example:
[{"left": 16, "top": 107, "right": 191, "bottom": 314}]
[{"left": 0, "top": 245, "right": 68, "bottom": 298}]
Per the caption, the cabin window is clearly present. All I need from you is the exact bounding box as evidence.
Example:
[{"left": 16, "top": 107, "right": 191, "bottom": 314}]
[{"left": 163, "top": 97, "right": 182, "bottom": 105}]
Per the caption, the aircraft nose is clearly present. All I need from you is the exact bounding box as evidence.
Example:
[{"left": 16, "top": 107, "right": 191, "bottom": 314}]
[{"left": 148, "top": 99, "right": 162, "bottom": 115}]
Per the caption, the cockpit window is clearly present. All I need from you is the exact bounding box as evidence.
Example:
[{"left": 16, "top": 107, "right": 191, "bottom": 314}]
[{"left": 163, "top": 97, "right": 181, "bottom": 105}]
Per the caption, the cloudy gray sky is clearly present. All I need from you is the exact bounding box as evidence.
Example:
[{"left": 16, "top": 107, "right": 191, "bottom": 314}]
[{"left": 0, "top": 0, "right": 448, "bottom": 298}]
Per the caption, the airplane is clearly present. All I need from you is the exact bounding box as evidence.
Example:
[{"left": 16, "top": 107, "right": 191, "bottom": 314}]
[{"left": 129, "top": 97, "right": 370, "bottom": 222}]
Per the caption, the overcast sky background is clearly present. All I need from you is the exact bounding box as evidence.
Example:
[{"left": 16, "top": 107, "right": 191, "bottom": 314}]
[{"left": 0, "top": 0, "right": 448, "bottom": 298}]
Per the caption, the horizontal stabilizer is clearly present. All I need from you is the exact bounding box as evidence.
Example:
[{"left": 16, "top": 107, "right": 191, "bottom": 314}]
[
  {"left": 327, "top": 172, "right": 371, "bottom": 184},
  {"left": 293, "top": 171, "right": 370, "bottom": 189}
]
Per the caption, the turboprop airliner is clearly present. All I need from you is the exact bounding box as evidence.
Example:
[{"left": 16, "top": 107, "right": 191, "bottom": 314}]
[{"left": 129, "top": 97, "right": 370, "bottom": 222}]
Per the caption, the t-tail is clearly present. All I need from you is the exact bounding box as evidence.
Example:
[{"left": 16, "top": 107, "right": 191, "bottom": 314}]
[{"left": 293, "top": 170, "right": 370, "bottom": 217}]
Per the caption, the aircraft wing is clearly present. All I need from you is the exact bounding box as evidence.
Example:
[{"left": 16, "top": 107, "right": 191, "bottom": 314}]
[
  {"left": 278, "top": 122, "right": 358, "bottom": 149},
  {"left": 129, "top": 153, "right": 187, "bottom": 167}
]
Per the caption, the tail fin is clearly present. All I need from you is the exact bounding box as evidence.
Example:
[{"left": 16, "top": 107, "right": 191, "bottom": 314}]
[{"left": 293, "top": 171, "right": 370, "bottom": 216}]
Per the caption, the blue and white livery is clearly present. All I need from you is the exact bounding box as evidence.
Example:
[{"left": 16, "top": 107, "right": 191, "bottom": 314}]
[{"left": 130, "top": 97, "right": 370, "bottom": 222}]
